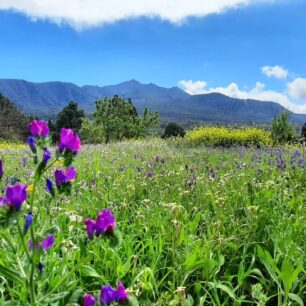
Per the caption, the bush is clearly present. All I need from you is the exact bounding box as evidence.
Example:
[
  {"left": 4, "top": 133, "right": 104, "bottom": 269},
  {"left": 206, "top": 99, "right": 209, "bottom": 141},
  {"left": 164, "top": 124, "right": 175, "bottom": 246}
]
[
  {"left": 301, "top": 123, "right": 306, "bottom": 141},
  {"left": 271, "top": 112, "right": 295, "bottom": 144},
  {"left": 186, "top": 126, "right": 271, "bottom": 147},
  {"left": 162, "top": 122, "right": 185, "bottom": 138}
]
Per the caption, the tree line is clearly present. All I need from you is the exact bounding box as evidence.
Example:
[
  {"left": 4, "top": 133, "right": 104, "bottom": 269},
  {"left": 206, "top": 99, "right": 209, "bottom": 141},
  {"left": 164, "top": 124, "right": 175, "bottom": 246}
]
[{"left": 1, "top": 92, "right": 306, "bottom": 144}]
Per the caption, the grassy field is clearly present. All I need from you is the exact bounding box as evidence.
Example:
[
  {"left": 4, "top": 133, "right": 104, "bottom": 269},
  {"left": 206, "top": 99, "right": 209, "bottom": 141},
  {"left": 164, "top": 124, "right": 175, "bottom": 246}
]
[{"left": 0, "top": 139, "right": 305, "bottom": 305}]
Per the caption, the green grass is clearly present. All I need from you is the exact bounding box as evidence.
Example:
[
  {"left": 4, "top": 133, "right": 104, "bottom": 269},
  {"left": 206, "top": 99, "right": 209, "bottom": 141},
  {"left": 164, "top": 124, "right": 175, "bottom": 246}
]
[{"left": 0, "top": 139, "right": 305, "bottom": 305}]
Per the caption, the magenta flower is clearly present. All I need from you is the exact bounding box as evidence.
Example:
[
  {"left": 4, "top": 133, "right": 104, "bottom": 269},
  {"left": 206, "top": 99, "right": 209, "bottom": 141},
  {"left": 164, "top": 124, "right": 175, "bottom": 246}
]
[
  {"left": 96, "top": 209, "right": 116, "bottom": 236},
  {"left": 58, "top": 128, "right": 81, "bottom": 155},
  {"left": 83, "top": 294, "right": 96, "bottom": 306},
  {"left": 85, "top": 218, "right": 96, "bottom": 240},
  {"left": 0, "top": 159, "right": 3, "bottom": 179},
  {"left": 116, "top": 281, "right": 128, "bottom": 303},
  {"left": 99, "top": 282, "right": 128, "bottom": 305},
  {"left": 41, "top": 235, "right": 55, "bottom": 251},
  {"left": 29, "top": 120, "right": 49, "bottom": 138},
  {"left": 100, "top": 286, "right": 117, "bottom": 305},
  {"left": 5, "top": 184, "right": 28, "bottom": 211},
  {"left": 29, "top": 235, "right": 54, "bottom": 251},
  {"left": 54, "top": 167, "right": 77, "bottom": 187}
]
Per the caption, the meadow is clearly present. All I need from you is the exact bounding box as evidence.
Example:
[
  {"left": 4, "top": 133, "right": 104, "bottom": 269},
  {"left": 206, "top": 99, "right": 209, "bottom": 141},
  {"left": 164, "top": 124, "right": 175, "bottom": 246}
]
[{"left": 0, "top": 136, "right": 305, "bottom": 305}]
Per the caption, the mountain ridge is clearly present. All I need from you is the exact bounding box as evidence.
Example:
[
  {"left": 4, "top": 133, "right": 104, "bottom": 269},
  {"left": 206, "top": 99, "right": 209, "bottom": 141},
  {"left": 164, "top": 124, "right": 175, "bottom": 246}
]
[{"left": 0, "top": 78, "right": 305, "bottom": 124}]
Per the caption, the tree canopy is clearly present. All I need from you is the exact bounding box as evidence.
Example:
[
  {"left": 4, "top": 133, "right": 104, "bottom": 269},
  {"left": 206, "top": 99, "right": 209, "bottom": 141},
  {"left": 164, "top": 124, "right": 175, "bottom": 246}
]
[
  {"left": 81, "top": 95, "right": 159, "bottom": 143},
  {"left": 0, "top": 93, "right": 28, "bottom": 141}
]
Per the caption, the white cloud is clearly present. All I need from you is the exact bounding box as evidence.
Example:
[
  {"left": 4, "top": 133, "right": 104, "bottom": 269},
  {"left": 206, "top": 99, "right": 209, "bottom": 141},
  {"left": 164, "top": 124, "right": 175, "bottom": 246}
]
[
  {"left": 179, "top": 79, "right": 306, "bottom": 114},
  {"left": 178, "top": 80, "right": 207, "bottom": 95},
  {"left": 287, "top": 77, "right": 306, "bottom": 100},
  {"left": 261, "top": 65, "right": 288, "bottom": 79},
  {"left": 0, "top": 0, "right": 271, "bottom": 29}
]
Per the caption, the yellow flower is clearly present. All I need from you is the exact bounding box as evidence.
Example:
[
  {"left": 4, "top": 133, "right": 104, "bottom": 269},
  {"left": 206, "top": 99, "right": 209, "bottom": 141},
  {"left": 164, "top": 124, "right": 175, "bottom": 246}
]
[
  {"left": 54, "top": 160, "right": 64, "bottom": 167},
  {"left": 27, "top": 184, "right": 34, "bottom": 192}
]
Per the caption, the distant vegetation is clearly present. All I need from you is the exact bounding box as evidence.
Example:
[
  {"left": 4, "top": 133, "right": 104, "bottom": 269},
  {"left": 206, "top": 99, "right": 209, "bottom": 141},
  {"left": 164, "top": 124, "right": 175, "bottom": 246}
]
[
  {"left": 79, "top": 95, "right": 159, "bottom": 144},
  {"left": 0, "top": 93, "right": 28, "bottom": 141},
  {"left": 271, "top": 112, "right": 295, "bottom": 144},
  {"left": 186, "top": 126, "right": 272, "bottom": 147},
  {"left": 162, "top": 122, "right": 186, "bottom": 138}
]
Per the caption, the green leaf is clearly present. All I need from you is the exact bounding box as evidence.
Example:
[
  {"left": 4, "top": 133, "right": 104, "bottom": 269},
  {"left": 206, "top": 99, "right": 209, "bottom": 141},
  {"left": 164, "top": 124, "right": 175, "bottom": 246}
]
[
  {"left": 257, "top": 245, "right": 282, "bottom": 290},
  {"left": 80, "top": 265, "right": 103, "bottom": 279},
  {"left": 288, "top": 293, "right": 304, "bottom": 306},
  {"left": 0, "top": 265, "right": 24, "bottom": 284},
  {"left": 215, "top": 283, "right": 236, "bottom": 300}
]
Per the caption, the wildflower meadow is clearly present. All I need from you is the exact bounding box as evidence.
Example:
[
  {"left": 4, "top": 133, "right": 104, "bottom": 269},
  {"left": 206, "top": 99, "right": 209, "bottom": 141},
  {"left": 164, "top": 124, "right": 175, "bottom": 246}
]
[{"left": 0, "top": 121, "right": 305, "bottom": 305}]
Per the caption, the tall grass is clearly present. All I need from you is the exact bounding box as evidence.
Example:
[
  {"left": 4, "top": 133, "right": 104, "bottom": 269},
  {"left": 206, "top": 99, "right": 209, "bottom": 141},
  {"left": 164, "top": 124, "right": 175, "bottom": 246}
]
[{"left": 0, "top": 139, "right": 305, "bottom": 305}]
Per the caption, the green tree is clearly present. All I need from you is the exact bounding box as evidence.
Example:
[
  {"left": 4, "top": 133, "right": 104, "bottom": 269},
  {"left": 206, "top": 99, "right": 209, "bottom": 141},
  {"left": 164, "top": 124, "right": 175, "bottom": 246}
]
[
  {"left": 301, "top": 123, "right": 306, "bottom": 141},
  {"left": 162, "top": 122, "right": 185, "bottom": 139},
  {"left": 0, "top": 93, "right": 29, "bottom": 141},
  {"left": 82, "top": 95, "right": 159, "bottom": 144},
  {"left": 51, "top": 101, "right": 85, "bottom": 142},
  {"left": 271, "top": 112, "right": 295, "bottom": 144}
]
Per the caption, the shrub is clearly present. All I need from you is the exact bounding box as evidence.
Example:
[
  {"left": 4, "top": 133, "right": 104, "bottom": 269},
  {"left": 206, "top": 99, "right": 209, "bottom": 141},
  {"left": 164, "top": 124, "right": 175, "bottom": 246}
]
[
  {"left": 301, "top": 122, "right": 306, "bottom": 141},
  {"left": 162, "top": 122, "right": 185, "bottom": 138},
  {"left": 186, "top": 126, "right": 271, "bottom": 147},
  {"left": 271, "top": 112, "right": 295, "bottom": 144}
]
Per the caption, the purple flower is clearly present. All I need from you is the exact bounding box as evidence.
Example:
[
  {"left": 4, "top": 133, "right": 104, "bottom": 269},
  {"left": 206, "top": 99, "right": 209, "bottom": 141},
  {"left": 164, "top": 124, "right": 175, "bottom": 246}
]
[
  {"left": 58, "top": 128, "right": 81, "bottom": 155},
  {"left": 85, "top": 218, "right": 96, "bottom": 240},
  {"left": 5, "top": 184, "right": 28, "bottom": 211},
  {"left": 27, "top": 136, "right": 37, "bottom": 153},
  {"left": 96, "top": 209, "right": 116, "bottom": 236},
  {"left": 24, "top": 212, "right": 33, "bottom": 234},
  {"left": 0, "top": 197, "right": 7, "bottom": 207},
  {"left": 46, "top": 179, "right": 55, "bottom": 196},
  {"left": 100, "top": 286, "right": 117, "bottom": 305},
  {"left": 0, "top": 159, "right": 3, "bottom": 179},
  {"left": 116, "top": 281, "right": 128, "bottom": 303},
  {"left": 84, "top": 294, "right": 96, "bottom": 306},
  {"left": 30, "top": 235, "right": 55, "bottom": 251},
  {"left": 41, "top": 235, "right": 54, "bottom": 251},
  {"left": 54, "top": 167, "right": 77, "bottom": 187},
  {"left": 38, "top": 263, "right": 44, "bottom": 273},
  {"left": 29, "top": 120, "right": 49, "bottom": 138},
  {"left": 146, "top": 172, "right": 154, "bottom": 177},
  {"left": 42, "top": 147, "right": 52, "bottom": 165}
]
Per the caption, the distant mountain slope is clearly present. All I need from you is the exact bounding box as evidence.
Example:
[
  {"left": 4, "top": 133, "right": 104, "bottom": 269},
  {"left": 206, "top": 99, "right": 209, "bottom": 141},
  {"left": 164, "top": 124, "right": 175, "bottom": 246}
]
[{"left": 0, "top": 78, "right": 305, "bottom": 124}]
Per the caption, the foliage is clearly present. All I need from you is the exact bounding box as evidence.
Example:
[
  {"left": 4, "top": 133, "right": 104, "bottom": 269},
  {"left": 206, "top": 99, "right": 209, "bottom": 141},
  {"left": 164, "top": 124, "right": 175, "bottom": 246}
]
[
  {"left": 0, "top": 93, "right": 29, "bottom": 141},
  {"left": 81, "top": 96, "right": 159, "bottom": 144},
  {"left": 50, "top": 101, "right": 85, "bottom": 143},
  {"left": 1, "top": 137, "right": 305, "bottom": 305},
  {"left": 301, "top": 122, "right": 306, "bottom": 141},
  {"left": 162, "top": 122, "right": 185, "bottom": 138},
  {"left": 272, "top": 112, "right": 295, "bottom": 144},
  {"left": 79, "top": 118, "right": 105, "bottom": 144},
  {"left": 186, "top": 125, "right": 272, "bottom": 147}
]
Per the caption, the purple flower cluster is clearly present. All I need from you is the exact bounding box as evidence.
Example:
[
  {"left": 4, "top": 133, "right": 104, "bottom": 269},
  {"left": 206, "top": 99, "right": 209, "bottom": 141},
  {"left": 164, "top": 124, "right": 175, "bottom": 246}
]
[
  {"left": 29, "top": 120, "right": 49, "bottom": 138},
  {"left": 59, "top": 128, "right": 81, "bottom": 155},
  {"left": 55, "top": 167, "right": 77, "bottom": 187},
  {"left": 84, "top": 281, "right": 128, "bottom": 306},
  {"left": 0, "top": 184, "right": 28, "bottom": 211},
  {"left": 85, "top": 209, "right": 116, "bottom": 239}
]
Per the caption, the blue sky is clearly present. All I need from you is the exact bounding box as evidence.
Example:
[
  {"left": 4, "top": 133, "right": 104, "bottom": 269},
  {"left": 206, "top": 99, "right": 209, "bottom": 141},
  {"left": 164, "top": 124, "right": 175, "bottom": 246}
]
[{"left": 0, "top": 0, "right": 305, "bottom": 112}]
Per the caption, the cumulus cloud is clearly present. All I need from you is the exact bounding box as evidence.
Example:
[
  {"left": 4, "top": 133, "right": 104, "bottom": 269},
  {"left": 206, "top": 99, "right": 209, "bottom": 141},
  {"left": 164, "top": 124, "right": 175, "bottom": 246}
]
[
  {"left": 0, "top": 0, "right": 271, "bottom": 29},
  {"left": 179, "top": 79, "right": 306, "bottom": 114},
  {"left": 178, "top": 80, "right": 207, "bottom": 95},
  {"left": 287, "top": 77, "right": 306, "bottom": 100},
  {"left": 261, "top": 65, "right": 288, "bottom": 79}
]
